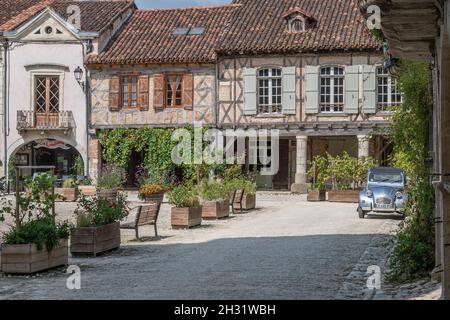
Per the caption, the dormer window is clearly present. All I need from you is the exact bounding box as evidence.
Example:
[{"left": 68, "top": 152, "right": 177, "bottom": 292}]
[
  {"left": 283, "top": 7, "right": 316, "bottom": 33},
  {"left": 289, "top": 17, "right": 305, "bottom": 33}
]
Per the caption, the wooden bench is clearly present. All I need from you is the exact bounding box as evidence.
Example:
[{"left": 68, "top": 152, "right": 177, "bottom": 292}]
[
  {"left": 120, "top": 203, "right": 161, "bottom": 240},
  {"left": 230, "top": 189, "right": 245, "bottom": 214}
]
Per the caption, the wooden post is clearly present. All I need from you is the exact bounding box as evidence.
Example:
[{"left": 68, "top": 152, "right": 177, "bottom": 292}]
[{"left": 15, "top": 167, "right": 20, "bottom": 230}]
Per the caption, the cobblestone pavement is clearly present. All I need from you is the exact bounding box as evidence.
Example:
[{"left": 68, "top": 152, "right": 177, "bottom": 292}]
[{"left": 0, "top": 193, "right": 439, "bottom": 300}]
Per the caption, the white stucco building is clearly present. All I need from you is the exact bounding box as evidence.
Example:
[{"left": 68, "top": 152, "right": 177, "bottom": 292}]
[{"left": 0, "top": 1, "right": 134, "bottom": 181}]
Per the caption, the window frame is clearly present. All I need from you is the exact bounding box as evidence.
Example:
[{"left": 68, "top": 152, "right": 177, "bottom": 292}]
[
  {"left": 376, "top": 66, "right": 402, "bottom": 111},
  {"left": 319, "top": 66, "right": 345, "bottom": 113},
  {"left": 120, "top": 75, "right": 139, "bottom": 109},
  {"left": 256, "top": 67, "right": 283, "bottom": 115},
  {"left": 288, "top": 16, "right": 305, "bottom": 33},
  {"left": 164, "top": 74, "right": 184, "bottom": 108},
  {"left": 33, "top": 74, "right": 61, "bottom": 114}
]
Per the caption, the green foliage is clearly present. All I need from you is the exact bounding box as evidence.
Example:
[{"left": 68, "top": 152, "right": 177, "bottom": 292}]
[
  {"left": 97, "top": 164, "right": 126, "bottom": 189},
  {"left": 200, "top": 180, "right": 228, "bottom": 202},
  {"left": 167, "top": 185, "right": 200, "bottom": 208},
  {"left": 62, "top": 178, "right": 76, "bottom": 188},
  {"left": 307, "top": 153, "right": 377, "bottom": 191},
  {"left": 72, "top": 156, "right": 84, "bottom": 176},
  {"left": 386, "top": 60, "right": 435, "bottom": 282},
  {"left": 75, "top": 193, "right": 128, "bottom": 228},
  {"left": 3, "top": 218, "right": 71, "bottom": 251},
  {"left": 226, "top": 177, "right": 257, "bottom": 195},
  {"left": 0, "top": 173, "right": 72, "bottom": 250},
  {"left": 8, "top": 155, "right": 17, "bottom": 192}
]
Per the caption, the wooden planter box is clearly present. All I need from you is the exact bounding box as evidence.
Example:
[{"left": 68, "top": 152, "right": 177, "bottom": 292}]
[
  {"left": 143, "top": 192, "right": 165, "bottom": 204},
  {"left": 171, "top": 207, "right": 202, "bottom": 229},
  {"left": 70, "top": 222, "right": 121, "bottom": 257},
  {"left": 233, "top": 193, "right": 256, "bottom": 211},
  {"left": 327, "top": 190, "right": 360, "bottom": 203},
  {"left": 97, "top": 188, "right": 118, "bottom": 201},
  {"left": 1, "top": 239, "right": 68, "bottom": 274},
  {"left": 55, "top": 188, "right": 78, "bottom": 202},
  {"left": 202, "top": 200, "right": 230, "bottom": 220},
  {"left": 78, "top": 186, "right": 96, "bottom": 197},
  {"left": 307, "top": 190, "right": 326, "bottom": 202}
]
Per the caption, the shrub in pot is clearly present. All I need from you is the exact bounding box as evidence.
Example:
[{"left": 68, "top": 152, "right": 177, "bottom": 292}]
[
  {"left": 0, "top": 173, "right": 71, "bottom": 274},
  {"left": 307, "top": 156, "right": 328, "bottom": 202},
  {"left": 200, "top": 181, "right": 230, "bottom": 220},
  {"left": 168, "top": 185, "right": 202, "bottom": 229},
  {"left": 78, "top": 177, "right": 96, "bottom": 196},
  {"left": 138, "top": 176, "right": 167, "bottom": 204},
  {"left": 96, "top": 165, "right": 126, "bottom": 201},
  {"left": 71, "top": 193, "right": 128, "bottom": 256},
  {"left": 56, "top": 178, "right": 78, "bottom": 202}
]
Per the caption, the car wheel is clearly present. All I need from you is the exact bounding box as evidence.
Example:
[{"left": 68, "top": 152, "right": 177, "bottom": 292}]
[{"left": 358, "top": 207, "right": 365, "bottom": 219}]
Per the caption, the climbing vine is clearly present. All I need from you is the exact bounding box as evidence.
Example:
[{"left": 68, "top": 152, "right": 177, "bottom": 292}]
[{"left": 387, "top": 60, "right": 435, "bottom": 282}]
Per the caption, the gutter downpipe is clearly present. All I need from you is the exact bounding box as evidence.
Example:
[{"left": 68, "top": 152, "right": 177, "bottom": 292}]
[{"left": 2, "top": 37, "right": 8, "bottom": 179}]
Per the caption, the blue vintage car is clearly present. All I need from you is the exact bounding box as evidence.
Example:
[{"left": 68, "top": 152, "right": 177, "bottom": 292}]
[{"left": 358, "top": 167, "right": 408, "bottom": 219}]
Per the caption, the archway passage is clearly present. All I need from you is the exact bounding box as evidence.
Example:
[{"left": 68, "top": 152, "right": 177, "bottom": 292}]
[{"left": 13, "top": 139, "right": 84, "bottom": 180}]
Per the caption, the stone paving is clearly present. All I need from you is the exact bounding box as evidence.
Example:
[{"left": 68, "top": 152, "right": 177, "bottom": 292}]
[{"left": 0, "top": 193, "right": 442, "bottom": 300}]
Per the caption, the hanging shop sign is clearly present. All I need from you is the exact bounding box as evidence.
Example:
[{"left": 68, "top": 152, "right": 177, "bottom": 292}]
[{"left": 33, "top": 139, "right": 71, "bottom": 150}]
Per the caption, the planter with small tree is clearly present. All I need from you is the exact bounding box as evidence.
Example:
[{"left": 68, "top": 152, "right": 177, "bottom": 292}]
[
  {"left": 307, "top": 156, "right": 327, "bottom": 202},
  {"left": 0, "top": 172, "right": 71, "bottom": 274},
  {"left": 96, "top": 165, "right": 126, "bottom": 201},
  {"left": 55, "top": 178, "right": 78, "bottom": 202},
  {"left": 168, "top": 185, "right": 202, "bottom": 229},
  {"left": 200, "top": 181, "right": 229, "bottom": 220},
  {"left": 70, "top": 194, "right": 128, "bottom": 256}
]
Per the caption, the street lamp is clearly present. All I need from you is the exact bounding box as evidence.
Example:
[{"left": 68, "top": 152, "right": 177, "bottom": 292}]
[{"left": 74, "top": 66, "right": 85, "bottom": 91}]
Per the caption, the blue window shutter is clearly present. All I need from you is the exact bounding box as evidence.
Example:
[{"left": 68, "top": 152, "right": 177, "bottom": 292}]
[
  {"left": 362, "top": 65, "right": 377, "bottom": 114},
  {"left": 345, "top": 65, "right": 360, "bottom": 114},
  {"left": 282, "top": 66, "right": 296, "bottom": 115},
  {"left": 305, "top": 65, "right": 319, "bottom": 114},
  {"left": 243, "top": 67, "right": 257, "bottom": 115}
]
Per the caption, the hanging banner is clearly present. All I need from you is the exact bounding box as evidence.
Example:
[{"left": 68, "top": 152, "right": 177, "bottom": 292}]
[{"left": 33, "top": 139, "right": 71, "bottom": 150}]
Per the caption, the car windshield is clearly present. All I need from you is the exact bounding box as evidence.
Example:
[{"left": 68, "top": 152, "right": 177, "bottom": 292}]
[{"left": 369, "top": 173, "right": 403, "bottom": 184}]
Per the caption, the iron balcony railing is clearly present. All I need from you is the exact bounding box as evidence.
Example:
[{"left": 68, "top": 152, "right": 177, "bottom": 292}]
[{"left": 17, "top": 110, "right": 74, "bottom": 131}]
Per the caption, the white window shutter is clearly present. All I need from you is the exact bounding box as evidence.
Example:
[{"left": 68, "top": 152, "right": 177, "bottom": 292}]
[
  {"left": 243, "top": 67, "right": 257, "bottom": 115},
  {"left": 362, "top": 65, "right": 377, "bottom": 114},
  {"left": 305, "top": 65, "right": 319, "bottom": 114},
  {"left": 282, "top": 66, "right": 296, "bottom": 115},
  {"left": 345, "top": 65, "right": 359, "bottom": 114}
]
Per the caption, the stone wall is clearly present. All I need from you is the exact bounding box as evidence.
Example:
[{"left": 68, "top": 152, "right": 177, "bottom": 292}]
[
  {"left": 0, "top": 46, "right": 3, "bottom": 176},
  {"left": 90, "top": 65, "right": 216, "bottom": 128}
]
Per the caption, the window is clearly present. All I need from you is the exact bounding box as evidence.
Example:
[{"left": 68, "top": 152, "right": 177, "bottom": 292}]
[
  {"left": 320, "top": 66, "right": 344, "bottom": 113},
  {"left": 377, "top": 67, "right": 402, "bottom": 110},
  {"left": 257, "top": 68, "right": 282, "bottom": 114},
  {"left": 35, "top": 75, "right": 60, "bottom": 113},
  {"left": 165, "top": 75, "right": 183, "bottom": 107},
  {"left": 289, "top": 17, "right": 305, "bottom": 33},
  {"left": 121, "top": 76, "right": 138, "bottom": 108},
  {"left": 173, "top": 27, "right": 205, "bottom": 36}
]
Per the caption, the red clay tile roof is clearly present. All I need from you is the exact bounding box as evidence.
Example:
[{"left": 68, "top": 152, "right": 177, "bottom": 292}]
[
  {"left": 0, "top": 0, "right": 135, "bottom": 33},
  {"left": 217, "top": 0, "right": 382, "bottom": 55},
  {"left": 87, "top": 5, "right": 240, "bottom": 65},
  {"left": 0, "top": 0, "right": 46, "bottom": 32}
]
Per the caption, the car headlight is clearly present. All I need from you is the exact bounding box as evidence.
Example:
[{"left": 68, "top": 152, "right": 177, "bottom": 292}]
[
  {"left": 396, "top": 191, "right": 403, "bottom": 198},
  {"left": 366, "top": 190, "right": 373, "bottom": 197}
]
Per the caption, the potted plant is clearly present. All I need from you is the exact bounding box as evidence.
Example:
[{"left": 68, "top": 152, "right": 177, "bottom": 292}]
[
  {"left": 70, "top": 194, "right": 128, "bottom": 256},
  {"left": 96, "top": 164, "right": 126, "bottom": 201},
  {"left": 138, "top": 176, "right": 167, "bottom": 204},
  {"left": 0, "top": 173, "right": 71, "bottom": 274},
  {"left": 307, "top": 156, "right": 328, "bottom": 202},
  {"left": 200, "top": 181, "right": 230, "bottom": 220},
  {"left": 231, "top": 178, "right": 257, "bottom": 211},
  {"left": 55, "top": 178, "right": 78, "bottom": 202},
  {"left": 168, "top": 185, "right": 202, "bottom": 229},
  {"left": 326, "top": 153, "right": 377, "bottom": 203},
  {"left": 78, "top": 177, "right": 96, "bottom": 196}
]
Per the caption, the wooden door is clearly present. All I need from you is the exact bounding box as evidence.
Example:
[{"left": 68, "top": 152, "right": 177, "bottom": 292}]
[
  {"left": 272, "top": 139, "right": 290, "bottom": 190},
  {"left": 35, "top": 76, "right": 60, "bottom": 127}
]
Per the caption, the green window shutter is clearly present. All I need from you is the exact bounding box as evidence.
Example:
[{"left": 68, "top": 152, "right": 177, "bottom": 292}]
[
  {"left": 305, "top": 65, "right": 319, "bottom": 114},
  {"left": 362, "top": 65, "right": 377, "bottom": 114},
  {"left": 345, "top": 65, "right": 359, "bottom": 114},
  {"left": 243, "top": 67, "right": 257, "bottom": 115},
  {"left": 282, "top": 66, "right": 296, "bottom": 115}
]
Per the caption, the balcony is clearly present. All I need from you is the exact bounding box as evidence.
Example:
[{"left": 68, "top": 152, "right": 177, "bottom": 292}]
[{"left": 17, "top": 110, "right": 74, "bottom": 133}]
